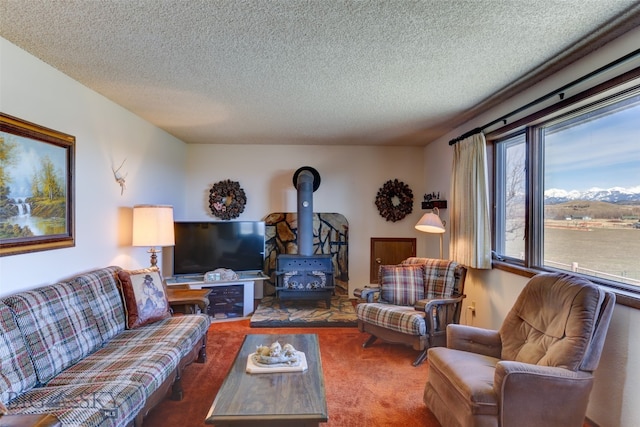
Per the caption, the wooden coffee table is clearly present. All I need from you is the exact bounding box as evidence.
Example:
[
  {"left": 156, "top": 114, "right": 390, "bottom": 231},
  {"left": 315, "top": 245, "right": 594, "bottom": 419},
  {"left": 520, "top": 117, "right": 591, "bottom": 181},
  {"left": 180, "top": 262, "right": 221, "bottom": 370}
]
[{"left": 205, "top": 334, "right": 328, "bottom": 426}]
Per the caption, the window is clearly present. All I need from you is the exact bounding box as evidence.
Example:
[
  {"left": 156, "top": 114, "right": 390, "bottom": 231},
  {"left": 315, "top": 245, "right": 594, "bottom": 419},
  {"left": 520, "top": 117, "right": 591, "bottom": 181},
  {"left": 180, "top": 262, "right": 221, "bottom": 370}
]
[
  {"left": 493, "top": 85, "right": 640, "bottom": 291},
  {"left": 495, "top": 133, "right": 526, "bottom": 260}
]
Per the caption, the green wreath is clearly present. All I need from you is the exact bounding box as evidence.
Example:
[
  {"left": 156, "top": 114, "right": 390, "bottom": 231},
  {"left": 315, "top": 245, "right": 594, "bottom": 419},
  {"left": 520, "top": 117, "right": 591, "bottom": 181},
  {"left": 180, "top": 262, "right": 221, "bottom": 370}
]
[
  {"left": 209, "top": 179, "right": 247, "bottom": 220},
  {"left": 375, "top": 179, "right": 413, "bottom": 222}
]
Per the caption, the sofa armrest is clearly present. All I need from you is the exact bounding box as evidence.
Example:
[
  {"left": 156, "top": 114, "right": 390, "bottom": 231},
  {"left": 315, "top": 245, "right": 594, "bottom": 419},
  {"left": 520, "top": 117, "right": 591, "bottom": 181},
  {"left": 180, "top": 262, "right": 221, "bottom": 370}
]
[
  {"left": 495, "top": 361, "right": 594, "bottom": 427},
  {"left": 353, "top": 286, "right": 380, "bottom": 303},
  {"left": 414, "top": 294, "right": 464, "bottom": 312},
  {"left": 414, "top": 295, "right": 464, "bottom": 335},
  {"left": 0, "top": 414, "right": 61, "bottom": 427},
  {"left": 446, "top": 324, "right": 502, "bottom": 358}
]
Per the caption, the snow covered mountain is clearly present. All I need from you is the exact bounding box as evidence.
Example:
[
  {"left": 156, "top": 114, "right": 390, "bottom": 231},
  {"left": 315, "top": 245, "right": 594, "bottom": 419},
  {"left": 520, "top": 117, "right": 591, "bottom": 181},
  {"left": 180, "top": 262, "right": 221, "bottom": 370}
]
[{"left": 544, "top": 186, "right": 640, "bottom": 204}]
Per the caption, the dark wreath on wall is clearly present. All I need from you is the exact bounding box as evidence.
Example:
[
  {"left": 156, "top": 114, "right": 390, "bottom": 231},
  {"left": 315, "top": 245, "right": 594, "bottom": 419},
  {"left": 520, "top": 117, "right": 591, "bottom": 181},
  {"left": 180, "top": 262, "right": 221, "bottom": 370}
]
[
  {"left": 209, "top": 179, "right": 246, "bottom": 220},
  {"left": 375, "top": 179, "right": 414, "bottom": 222}
]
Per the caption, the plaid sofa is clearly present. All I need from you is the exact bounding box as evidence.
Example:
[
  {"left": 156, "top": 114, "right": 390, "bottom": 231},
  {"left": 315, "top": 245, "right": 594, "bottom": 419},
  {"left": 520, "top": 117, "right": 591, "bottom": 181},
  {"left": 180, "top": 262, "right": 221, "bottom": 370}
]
[{"left": 0, "top": 266, "right": 210, "bottom": 427}]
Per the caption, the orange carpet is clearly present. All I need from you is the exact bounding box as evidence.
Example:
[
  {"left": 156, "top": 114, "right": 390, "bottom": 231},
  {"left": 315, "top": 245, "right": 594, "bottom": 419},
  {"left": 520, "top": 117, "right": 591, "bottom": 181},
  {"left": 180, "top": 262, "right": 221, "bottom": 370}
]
[{"left": 143, "top": 318, "right": 441, "bottom": 427}]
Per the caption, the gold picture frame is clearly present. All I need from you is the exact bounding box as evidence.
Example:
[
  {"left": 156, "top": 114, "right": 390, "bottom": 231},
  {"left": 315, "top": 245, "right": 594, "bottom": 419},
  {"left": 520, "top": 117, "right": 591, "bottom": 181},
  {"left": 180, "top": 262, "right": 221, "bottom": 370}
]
[{"left": 0, "top": 113, "right": 75, "bottom": 256}]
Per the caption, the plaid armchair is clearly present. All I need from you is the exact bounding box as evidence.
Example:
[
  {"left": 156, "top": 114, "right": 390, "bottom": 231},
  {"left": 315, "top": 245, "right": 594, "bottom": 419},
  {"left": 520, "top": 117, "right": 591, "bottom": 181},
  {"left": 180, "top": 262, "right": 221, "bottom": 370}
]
[{"left": 355, "top": 258, "right": 467, "bottom": 366}]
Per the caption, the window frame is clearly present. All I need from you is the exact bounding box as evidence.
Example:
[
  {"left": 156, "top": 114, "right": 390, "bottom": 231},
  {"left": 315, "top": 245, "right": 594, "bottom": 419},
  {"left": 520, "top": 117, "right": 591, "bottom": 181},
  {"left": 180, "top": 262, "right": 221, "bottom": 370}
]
[{"left": 486, "top": 66, "right": 640, "bottom": 308}]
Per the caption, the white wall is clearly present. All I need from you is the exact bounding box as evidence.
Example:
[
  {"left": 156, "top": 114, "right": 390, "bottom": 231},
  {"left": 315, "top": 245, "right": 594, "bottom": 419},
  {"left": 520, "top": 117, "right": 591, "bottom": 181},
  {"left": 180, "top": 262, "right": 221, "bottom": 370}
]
[
  {"left": 0, "top": 38, "right": 187, "bottom": 296},
  {"left": 425, "top": 26, "right": 640, "bottom": 427},
  {"left": 183, "top": 143, "right": 430, "bottom": 293}
]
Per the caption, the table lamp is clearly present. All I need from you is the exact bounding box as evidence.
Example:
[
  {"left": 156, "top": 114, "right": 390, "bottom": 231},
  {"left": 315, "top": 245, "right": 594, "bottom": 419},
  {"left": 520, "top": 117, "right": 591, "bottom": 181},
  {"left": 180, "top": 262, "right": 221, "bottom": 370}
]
[{"left": 132, "top": 204, "right": 175, "bottom": 267}]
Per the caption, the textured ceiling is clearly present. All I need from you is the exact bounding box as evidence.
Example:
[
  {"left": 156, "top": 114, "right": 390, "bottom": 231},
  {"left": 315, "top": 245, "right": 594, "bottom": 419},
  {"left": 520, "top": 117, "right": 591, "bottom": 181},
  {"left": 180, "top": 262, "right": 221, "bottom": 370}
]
[{"left": 1, "top": 1, "right": 639, "bottom": 146}]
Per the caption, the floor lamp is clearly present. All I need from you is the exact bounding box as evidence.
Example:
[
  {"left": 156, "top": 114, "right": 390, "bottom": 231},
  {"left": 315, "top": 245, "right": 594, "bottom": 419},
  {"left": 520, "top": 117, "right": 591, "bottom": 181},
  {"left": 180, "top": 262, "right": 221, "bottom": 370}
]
[
  {"left": 132, "top": 204, "right": 175, "bottom": 267},
  {"left": 415, "top": 207, "right": 446, "bottom": 259}
]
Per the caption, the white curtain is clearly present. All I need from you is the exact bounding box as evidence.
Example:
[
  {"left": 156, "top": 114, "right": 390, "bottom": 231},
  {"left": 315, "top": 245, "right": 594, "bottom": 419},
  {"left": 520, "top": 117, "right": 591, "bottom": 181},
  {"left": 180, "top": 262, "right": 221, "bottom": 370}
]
[{"left": 449, "top": 132, "right": 492, "bottom": 268}]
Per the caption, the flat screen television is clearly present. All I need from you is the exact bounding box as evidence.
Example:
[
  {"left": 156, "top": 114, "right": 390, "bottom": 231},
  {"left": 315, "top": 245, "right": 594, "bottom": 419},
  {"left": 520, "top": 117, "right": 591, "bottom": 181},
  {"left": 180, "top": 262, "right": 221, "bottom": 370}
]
[{"left": 172, "top": 221, "right": 265, "bottom": 276}]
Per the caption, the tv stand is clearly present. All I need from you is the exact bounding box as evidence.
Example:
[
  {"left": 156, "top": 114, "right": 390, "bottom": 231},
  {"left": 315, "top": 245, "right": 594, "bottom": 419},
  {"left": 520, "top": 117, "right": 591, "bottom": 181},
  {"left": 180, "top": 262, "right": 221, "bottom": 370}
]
[
  {"left": 171, "top": 275, "right": 206, "bottom": 283},
  {"left": 166, "top": 273, "right": 268, "bottom": 321},
  {"left": 169, "top": 271, "right": 268, "bottom": 283}
]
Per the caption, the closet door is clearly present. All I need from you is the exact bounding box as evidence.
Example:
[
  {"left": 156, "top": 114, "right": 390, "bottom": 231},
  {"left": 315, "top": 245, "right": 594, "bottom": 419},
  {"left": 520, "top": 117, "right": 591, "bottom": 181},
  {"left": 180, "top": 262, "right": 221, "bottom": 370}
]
[{"left": 369, "top": 238, "right": 416, "bottom": 283}]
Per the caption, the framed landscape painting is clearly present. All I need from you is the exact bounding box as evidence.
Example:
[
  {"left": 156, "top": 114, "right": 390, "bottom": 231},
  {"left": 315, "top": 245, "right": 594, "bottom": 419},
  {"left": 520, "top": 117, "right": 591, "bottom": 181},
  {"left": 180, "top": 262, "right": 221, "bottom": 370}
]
[{"left": 0, "top": 113, "right": 75, "bottom": 256}]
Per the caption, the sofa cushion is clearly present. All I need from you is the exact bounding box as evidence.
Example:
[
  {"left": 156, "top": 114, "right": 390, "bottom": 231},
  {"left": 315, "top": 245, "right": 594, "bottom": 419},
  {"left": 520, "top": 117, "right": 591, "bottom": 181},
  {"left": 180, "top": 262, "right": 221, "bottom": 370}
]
[
  {"left": 3, "top": 282, "right": 102, "bottom": 384},
  {"left": 356, "top": 303, "right": 426, "bottom": 336},
  {"left": 116, "top": 267, "right": 171, "bottom": 329},
  {"left": 401, "top": 258, "right": 458, "bottom": 299},
  {"left": 7, "top": 381, "right": 145, "bottom": 427},
  {"left": 108, "top": 314, "right": 210, "bottom": 359},
  {"left": 47, "top": 341, "right": 181, "bottom": 399},
  {"left": 379, "top": 264, "right": 425, "bottom": 306},
  {"left": 75, "top": 266, "right": 126, "bottom": 343},
  {"left": 0, "top": 301, "right": 37, "bottom": 404},
  {"left": 427, "top": 346, "right": 500, "bottom": 416},
  {"left": 422, "top": 259, "right": 457, "bottom": 299}
]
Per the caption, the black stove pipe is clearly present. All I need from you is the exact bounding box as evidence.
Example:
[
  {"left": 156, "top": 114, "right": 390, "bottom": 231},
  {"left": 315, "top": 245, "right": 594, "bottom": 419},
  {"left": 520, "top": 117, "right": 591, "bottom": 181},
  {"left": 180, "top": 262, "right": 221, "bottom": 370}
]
[{"left": 293, "top": 166, "right": 321, "bottom": 257}]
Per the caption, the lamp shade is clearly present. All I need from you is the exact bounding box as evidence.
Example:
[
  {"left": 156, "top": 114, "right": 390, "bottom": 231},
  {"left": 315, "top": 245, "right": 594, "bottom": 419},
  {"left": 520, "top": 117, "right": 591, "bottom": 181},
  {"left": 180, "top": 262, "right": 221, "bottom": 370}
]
[
  {"left": 415, "top": 212, "right": 445, "bottom": 234},
  {"left": 132, "top": 205, "right": 175, "bottom": 247}
]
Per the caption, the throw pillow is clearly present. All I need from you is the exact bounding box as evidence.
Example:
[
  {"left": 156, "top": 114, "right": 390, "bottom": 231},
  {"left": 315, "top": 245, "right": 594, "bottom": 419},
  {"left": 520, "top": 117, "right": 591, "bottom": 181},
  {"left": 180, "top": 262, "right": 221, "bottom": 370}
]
[
  {"left": 379, "top": 264, "right": 425, "bottom": 306},
  {"left": 116, "top": 267, "right": 171, "bottom": 329}
]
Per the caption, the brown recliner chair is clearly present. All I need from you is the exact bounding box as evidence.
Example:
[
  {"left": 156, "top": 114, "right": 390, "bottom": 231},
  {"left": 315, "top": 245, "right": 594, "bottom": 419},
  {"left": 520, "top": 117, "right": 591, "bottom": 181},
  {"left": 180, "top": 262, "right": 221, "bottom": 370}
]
[{"left": 424, "top": 272, "right": 615, "bottom": 427}]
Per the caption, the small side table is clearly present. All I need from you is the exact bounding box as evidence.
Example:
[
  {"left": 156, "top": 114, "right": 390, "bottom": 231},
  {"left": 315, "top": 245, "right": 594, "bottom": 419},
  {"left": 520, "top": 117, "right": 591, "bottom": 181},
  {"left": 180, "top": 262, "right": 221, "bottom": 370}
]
[{"left": 167, "top": 288, "right": 211, "bottom": 315}]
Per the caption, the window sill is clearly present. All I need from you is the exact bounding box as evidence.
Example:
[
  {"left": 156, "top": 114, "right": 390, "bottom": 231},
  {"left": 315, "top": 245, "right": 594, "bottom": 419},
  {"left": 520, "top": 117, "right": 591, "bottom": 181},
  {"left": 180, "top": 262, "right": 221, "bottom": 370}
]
[{"left": 492, "top": 260, "right": 640, "bottom": 310}]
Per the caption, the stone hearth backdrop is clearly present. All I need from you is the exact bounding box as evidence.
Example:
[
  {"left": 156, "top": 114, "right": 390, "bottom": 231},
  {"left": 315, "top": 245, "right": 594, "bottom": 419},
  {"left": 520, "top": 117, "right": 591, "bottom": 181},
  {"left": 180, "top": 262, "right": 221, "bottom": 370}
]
[{"left": 264, "top": 212, "right": 348, "bottom": 295}]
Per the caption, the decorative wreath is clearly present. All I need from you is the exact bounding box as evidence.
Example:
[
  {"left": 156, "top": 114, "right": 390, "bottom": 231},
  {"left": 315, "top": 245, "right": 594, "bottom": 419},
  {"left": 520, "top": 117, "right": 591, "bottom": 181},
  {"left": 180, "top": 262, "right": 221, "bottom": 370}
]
[
  {"left": 375, "top": 179, "right": 414, "bottom": 222},
  {"left": 209, "top": 179, "right": 247, "bottom": 220}
]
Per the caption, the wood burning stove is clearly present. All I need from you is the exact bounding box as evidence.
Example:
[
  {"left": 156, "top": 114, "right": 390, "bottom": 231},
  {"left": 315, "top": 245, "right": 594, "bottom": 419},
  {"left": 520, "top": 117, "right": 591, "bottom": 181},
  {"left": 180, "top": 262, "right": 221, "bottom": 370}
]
[
  {"left": 274, "top": 166, "right": 335, "bottom": 306},
  {"left": 275, "top": 254, "right": 334, "bottom": 307}
]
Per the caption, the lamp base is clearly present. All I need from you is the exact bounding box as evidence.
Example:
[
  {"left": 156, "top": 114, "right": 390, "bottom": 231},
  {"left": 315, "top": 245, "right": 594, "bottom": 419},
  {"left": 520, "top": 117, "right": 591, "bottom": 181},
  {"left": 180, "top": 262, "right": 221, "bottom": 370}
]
[{"left": 147, "top": 247, "right": 161, "bottom": 267}]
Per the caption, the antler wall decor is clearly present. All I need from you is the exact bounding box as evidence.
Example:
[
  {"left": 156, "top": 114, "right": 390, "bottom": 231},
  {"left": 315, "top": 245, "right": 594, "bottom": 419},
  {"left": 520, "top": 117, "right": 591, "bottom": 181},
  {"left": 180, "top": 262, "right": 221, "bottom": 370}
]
[{"left": 112, "top": 159, "right": 127, "bottom": 195}]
